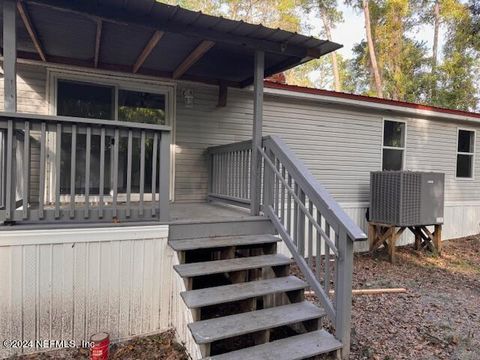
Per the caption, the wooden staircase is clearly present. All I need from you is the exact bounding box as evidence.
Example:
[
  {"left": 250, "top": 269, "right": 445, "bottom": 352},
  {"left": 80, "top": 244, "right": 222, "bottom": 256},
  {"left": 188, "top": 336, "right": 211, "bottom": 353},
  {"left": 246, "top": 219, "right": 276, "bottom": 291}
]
[{"left": 170, "top": 219, "right": 342, "bottom": 359}]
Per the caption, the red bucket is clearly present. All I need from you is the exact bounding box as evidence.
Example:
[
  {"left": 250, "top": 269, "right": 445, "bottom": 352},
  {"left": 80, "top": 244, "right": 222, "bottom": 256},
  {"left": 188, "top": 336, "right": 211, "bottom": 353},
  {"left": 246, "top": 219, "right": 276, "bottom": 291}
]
[{"left": 89, "top": 332, "right": 110, "bottom": 360}]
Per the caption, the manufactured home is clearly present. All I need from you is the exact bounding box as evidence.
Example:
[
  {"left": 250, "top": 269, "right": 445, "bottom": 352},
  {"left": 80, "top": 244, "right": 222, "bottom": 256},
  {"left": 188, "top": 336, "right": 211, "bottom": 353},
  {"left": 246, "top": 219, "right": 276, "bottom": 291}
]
[{"left": 0, "top": 0, "right": 479, "bottom": 359}]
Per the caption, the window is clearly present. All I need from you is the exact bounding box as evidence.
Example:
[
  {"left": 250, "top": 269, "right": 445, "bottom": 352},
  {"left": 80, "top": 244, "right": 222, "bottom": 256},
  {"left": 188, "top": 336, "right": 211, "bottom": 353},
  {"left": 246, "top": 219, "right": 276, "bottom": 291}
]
[
  {"left": 118, "top": 89, "right": 166, "bottom": 125},
  {"left": 382, "top": 120, "right": 406, "bottom": 171},
  {"left": 456, "top": 129, "right": 475, "bottom": 178},
  {"left": 57, "top": 80, "right": 114, "bottom": 120}
]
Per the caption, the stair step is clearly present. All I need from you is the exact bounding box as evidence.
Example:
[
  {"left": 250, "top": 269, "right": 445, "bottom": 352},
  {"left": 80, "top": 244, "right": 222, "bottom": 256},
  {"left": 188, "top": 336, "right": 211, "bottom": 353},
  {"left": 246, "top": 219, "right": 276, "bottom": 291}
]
[
  {"left": 170, "top": 218, "right": 275, "bottom": 240},
  {"left": 181, "top": 276, "right": 307, "bottom": 309},
  {"left": 169, "top": 234, "right": 280, "bottom": 251},
  {"left": 203, "top": 329, "right": 342, "bottom": 360},
  {"left": 188, "top": 301, "right": 325, "bottom": 345},
  {"left": 174, "top": 254, "right": 292, "bottom": 278}
]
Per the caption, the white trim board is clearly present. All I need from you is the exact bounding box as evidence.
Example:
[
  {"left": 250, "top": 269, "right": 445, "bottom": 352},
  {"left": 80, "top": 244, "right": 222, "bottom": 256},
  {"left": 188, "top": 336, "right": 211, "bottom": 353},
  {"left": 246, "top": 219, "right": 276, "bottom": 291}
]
[{"left": 0, "top": 225, "right": 169, "bottom": 246}]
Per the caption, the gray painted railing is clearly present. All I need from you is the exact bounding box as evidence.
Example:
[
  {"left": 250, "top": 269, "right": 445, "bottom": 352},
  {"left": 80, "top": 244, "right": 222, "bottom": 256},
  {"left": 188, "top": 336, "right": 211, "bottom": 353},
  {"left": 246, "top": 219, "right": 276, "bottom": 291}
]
[
  {"left": 0, "top": 112, "right": 171, "bottom": 224},
  {"left": 206, "top": 139, "right": 252, "bottom": 207},
  {"left": 207, "top": 135, "right": 367, "bottom": 358}
]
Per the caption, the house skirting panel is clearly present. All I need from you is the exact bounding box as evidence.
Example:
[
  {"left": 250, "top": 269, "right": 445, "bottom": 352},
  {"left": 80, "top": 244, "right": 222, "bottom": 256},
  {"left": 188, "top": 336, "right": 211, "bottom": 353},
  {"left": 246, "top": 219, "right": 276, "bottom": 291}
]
[{"left": 0, "top": 225, "right": 201, "bottom": 359}]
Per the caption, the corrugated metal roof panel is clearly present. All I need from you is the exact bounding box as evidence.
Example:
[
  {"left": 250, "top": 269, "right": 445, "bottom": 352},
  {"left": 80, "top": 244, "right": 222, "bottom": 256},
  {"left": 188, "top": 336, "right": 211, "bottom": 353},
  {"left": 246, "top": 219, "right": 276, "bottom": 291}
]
[
  {"left": 29, "top": 3, "right": 95, "bottom": 60},
  {"left": 100, "top": 22, "right": 153, "bottom": 66},
  {"left": 7, "top": 0, "right": 342, "bottom": 86}
]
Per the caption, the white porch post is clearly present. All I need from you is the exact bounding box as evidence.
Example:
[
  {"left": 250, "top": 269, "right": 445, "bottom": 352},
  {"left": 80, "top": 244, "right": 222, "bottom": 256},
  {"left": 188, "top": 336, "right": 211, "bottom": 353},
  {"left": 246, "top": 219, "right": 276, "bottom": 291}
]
[{"left": 250, "top": 50, "right": 264, "bottom": 215}]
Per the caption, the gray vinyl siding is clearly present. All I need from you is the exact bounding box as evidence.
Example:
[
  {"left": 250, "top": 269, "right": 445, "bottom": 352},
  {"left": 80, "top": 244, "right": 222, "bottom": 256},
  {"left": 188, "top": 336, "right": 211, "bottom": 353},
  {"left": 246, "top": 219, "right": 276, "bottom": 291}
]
[
  {"left": 175, "top": 84, "right": 383, "bottom": 203},
  {"left": 0, "top": 63, "right": 47, "bottom": 202},
  {"left": 0, "top": 63, "right": 48, "bottom": 114}
]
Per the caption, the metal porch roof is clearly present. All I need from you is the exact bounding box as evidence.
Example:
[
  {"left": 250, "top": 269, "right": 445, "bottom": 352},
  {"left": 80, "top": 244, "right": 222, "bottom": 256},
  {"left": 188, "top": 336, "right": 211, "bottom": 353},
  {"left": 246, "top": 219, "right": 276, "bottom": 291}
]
[{"left": 0, "top": 0, "right": 342, "bottom": 87}]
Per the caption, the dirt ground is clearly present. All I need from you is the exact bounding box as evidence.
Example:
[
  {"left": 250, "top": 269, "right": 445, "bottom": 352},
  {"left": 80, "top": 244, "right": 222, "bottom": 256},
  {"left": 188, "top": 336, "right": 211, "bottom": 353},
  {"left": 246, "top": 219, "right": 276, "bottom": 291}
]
[
  {"left": 12, "top": 236, "right": 479, "bottom": 360},
  {"left": 348, "top": 235, "right": 479, "bottom": 360},
  {"left": 14, "top": 330, "right": 188, "bottom": 360}
]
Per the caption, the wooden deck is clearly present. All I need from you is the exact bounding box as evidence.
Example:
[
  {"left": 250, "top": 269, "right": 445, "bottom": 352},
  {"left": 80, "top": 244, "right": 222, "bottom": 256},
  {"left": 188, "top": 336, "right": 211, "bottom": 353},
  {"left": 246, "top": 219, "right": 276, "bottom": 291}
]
[{"left": 170, "top": 202, "right": 254, "bottom": 223}]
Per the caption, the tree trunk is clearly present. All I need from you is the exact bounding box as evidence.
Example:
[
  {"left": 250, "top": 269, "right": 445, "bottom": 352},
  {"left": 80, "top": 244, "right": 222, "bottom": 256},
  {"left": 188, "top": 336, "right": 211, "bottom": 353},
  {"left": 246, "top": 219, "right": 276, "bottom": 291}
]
[
  {"left": 431, "top": 0, "right": 440, "bottom": 99},
  {"left": 432, "top": 0, "right": 440, "bottom": 70},
  {"left": 362, "top": 0, "right": 383, "bottom": 98},
  {"left": 321, "top": 12, "right": 341, "bottom": 92}
]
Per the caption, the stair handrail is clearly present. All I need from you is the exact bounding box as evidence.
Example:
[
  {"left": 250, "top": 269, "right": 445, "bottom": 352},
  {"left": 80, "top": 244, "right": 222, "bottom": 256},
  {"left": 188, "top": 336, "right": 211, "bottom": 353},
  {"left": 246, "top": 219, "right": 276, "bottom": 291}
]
[{"left": 259, "top": 135, "right": 367, "bottom": 359}]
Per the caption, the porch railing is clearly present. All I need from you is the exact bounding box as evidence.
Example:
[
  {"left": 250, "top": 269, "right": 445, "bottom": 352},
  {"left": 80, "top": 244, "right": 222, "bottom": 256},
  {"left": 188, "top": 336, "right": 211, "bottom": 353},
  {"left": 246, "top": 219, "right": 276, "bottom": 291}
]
[
  {"left": 207, "top": 135, "right": 367, "bottom": 358},
  {"left": 0, "top": 112, "right": 171, "bottom": 224},
  {"left": 206, "top": 139, "right": 252, "bottom": 207}
]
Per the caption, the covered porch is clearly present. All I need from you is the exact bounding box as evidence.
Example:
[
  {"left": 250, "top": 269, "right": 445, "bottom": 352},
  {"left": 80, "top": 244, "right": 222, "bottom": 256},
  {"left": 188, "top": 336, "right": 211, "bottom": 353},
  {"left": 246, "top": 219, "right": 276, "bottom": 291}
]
[{"left": 0, "top": 0, "right": 340, "bottom": 226}]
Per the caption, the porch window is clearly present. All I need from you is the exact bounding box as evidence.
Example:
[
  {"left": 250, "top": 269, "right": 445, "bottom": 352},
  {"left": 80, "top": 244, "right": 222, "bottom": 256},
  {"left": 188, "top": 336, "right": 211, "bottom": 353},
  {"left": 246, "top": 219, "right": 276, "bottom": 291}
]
[
  {"left": 456, "top": 129, "right": 475, "bottom": 178},
  {"left": 56, "top": 79, "right": 167, "bottom": 195},
  {"left": 382, "top": 120, "right": 406, "bottom": 171},
  {"left": 57, "top": 80, "right": 114, "bottom": 120},
  {"left": 118, "top": 90, "right": 166, "bottom": 125}
]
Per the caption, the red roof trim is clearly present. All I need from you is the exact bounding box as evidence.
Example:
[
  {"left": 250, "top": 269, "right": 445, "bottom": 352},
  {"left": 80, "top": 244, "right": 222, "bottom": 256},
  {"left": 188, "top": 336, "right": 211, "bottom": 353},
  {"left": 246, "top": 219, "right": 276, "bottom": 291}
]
[{"left": 264, "top": 81, "right": 480, "bottom": 120}]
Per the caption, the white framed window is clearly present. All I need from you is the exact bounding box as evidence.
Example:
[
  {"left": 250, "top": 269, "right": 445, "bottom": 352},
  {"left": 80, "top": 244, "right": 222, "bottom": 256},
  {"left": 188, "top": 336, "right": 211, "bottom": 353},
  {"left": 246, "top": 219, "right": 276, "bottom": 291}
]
[
  {"left": 382, "top": 119, "right": 406, "bottom": 171},
  {"left": 456, "top": 128, "right": 475, "bottom": 179}
]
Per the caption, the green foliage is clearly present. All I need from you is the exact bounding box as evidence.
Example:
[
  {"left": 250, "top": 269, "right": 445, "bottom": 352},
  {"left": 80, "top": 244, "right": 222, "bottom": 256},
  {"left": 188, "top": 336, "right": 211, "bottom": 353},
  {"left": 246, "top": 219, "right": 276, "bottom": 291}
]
[{"left": 432, "top": 1, "right": 479, "bottom": 110}]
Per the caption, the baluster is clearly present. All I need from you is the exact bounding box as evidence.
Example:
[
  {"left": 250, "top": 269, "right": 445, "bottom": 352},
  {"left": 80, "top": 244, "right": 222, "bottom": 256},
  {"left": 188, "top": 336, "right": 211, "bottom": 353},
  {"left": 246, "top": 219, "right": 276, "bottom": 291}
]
[
  {"left": 214, "top": 154, "right": 218, "bottom": 194},
  {"left": 218, "top": 153, "right": 223, "bottom": 194},
  {"left": 70, "top": 124, "right": 77, "bottom": 219},
  {"left": 263, "top": 148, "right": 275, "bottom": 209},
  {"left": 217, "top": 154, "right": 221, "bottom": 194},
  {"left": 315, "top": 210, "right": 322, "bottom": 281},
  {"left": 126, "top": 130, "right": 132, "bottom": 218},
  {"left": 238, "top": 151, "right": 243, "bottom": 198},
  {"left": 280, "top": 165, "right": 286, "bottom": 223},
  {"left": 5, "top": 120, "right": 14, "bottom": 220},
  {"left": 243, "top": 150, "right": 248, "bottom": 199},
  {"left": 151, "top": 132, "right": 158, "bottom": 217},
  {"left": 228, "top": 152, "right": 232, "bottom": 196},
  {"left": 139, "top": 130, "right": 145, "bottom": 216},
  {"left": 38, "top": 122, "right": 46, "bottom": 220},
  {"left": 286, "top": 173, "right": 292, "bottom": 235},
  {"left": 84, "top": 127, "right": 91, "bottom": 219},
  {"left": 233, "top": 151, "right": 236, "bottom": 197},
  {"left": 308, "top": 200, "right": 314, "bottom": 268},
  {"left": 112, "top": 128, "right": 119, "bottom": 218},
  {"left": 325, "top": 223, "right": 332, "bottom": 294},
  {"left": 236, "top": 151, "right": 240, "bottom": 198},
  {"left": 55, "top": 123, "right": 61, "bottom": 219},
  {"left": 22, "top": 121, "right": 30, "bottom": 220},
  {"left": 297, "top": 188, "right": 306, "bottom": 256},
  {"left": 275, "top": 157, "right": 280, "bottom": 215},
  {"left": 293, "top": 182, "right": 298, "bottom": 245},
  {"left": 99, "top": 128, "right": 105, "bottom": 219},
  {"left": 223, "top": 152, "right": 227, "bottom": 195}
]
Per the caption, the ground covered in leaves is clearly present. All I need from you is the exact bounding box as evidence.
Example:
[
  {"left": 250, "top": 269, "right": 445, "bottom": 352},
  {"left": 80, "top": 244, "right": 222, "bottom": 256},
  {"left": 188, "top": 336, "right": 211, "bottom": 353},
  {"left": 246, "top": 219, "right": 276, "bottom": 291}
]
[
  {"left": 15, "top": 330, "right": 188, "bottom": 360},
  {"left": 349, "top": 235, "right": 479, "bottom": 360}
]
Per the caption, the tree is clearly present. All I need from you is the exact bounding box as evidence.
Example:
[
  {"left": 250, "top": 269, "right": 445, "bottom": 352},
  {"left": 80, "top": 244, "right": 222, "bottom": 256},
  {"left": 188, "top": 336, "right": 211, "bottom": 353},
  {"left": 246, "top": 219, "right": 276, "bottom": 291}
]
[
  {"left": 346, "top": 0, "right": 384, "bottom": 97},
  {"left": 301, "top": 1, "right": 344, "bottom": 91},
  {"left": 433, "top": 1, "right": 479, "bottom": 110}
]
